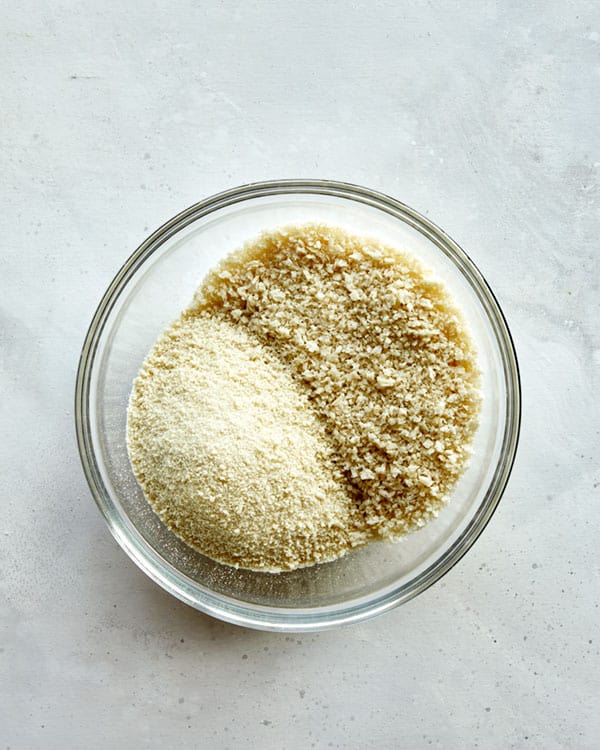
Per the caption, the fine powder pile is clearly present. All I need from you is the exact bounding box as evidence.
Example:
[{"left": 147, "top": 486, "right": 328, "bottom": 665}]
[{"left": 127, "top": 224, "right": 481, "bottom": 571}]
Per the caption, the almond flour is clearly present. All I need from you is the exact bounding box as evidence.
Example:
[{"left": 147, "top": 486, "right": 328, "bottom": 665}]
[{"left": 127, "top": 224, "right": 481, "bottom": 571}]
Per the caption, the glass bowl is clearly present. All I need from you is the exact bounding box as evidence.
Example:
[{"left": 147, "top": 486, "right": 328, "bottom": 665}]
[{"left": 75, "top": 180, "right": 520, "bottom": 632}]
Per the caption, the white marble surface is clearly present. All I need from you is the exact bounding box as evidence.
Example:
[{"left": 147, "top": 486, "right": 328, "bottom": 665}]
[{"left": 2, "top": 1, "right": 599, "bottom": 748}]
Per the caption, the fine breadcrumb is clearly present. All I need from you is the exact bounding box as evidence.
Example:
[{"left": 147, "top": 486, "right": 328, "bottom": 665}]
[
  {"left": 127, "top": 224, "right": 481, "bottom": 571},
  {"left": 127, "top": 316, "right": 364, "bottom": 571}
]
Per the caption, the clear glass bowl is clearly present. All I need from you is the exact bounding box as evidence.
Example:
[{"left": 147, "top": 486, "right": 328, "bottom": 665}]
[{"left": 75, "top": 180, "right": 520, "bottom": 631}]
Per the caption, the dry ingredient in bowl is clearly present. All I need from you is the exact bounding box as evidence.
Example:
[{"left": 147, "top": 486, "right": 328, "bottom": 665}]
[
  {"left": 128, "top": 316, "right": 363, "bottom": 571},
  {"left": 127, "top": 224, "right": 481, "bottom": 571}
]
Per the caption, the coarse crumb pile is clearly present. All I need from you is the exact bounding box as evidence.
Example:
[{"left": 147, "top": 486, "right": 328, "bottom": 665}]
[{"left": 127, "top": 224, "right": 481, "bottom": 571}]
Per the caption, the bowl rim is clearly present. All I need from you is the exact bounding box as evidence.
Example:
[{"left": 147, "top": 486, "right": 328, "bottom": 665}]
[{"left": 75, "top": 178, "right": 521, "bottom": 632}]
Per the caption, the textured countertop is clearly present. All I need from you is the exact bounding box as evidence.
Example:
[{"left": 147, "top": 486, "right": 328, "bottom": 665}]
[{"left": 2, "top": 2, "right": 599, "bottom": 748}]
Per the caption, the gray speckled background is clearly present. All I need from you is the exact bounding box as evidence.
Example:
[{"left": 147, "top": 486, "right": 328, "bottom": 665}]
[{"left": 2, "top": 1, "right": 599, "bottom": 748}]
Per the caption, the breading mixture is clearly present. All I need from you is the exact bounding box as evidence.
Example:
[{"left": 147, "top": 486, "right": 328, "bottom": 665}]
[{"left": 127, "top": 224, "right": 480, "bottom": 571}]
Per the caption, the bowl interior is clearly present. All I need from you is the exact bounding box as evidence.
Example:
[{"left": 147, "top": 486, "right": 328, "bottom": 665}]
[{"left": 80, "top": 184, "right": 517, "bottom": 627}]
